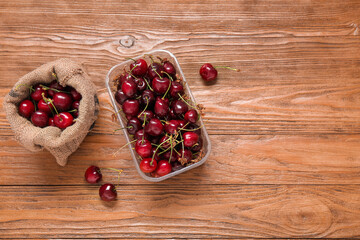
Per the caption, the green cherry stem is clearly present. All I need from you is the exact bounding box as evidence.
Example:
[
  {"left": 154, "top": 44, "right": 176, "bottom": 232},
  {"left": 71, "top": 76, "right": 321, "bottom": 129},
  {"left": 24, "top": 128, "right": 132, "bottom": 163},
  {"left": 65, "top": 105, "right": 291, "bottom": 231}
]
[
  {"left": 214, "top": 66, "right": 240, "bottom": 72},
  {"left": 113, "top": 139, "right": 137, "bottom": 156},
  {"left": 177, "top": 93, "right": 198, "bottom": 110},
  {"left": 151, "top": 136, "right": 172, "bottom": 165}
]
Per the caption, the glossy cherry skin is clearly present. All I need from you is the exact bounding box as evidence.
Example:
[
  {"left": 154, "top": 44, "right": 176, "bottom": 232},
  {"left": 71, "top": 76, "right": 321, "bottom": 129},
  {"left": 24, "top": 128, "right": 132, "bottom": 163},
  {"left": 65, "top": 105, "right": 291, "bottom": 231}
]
[
  {"left": 151, "top": 148, "right": 161, "bottom": 161},
  {"left": 71, "top": 101, "right": 80, "bottom": 118},
  {"left": 169, "top": 108, "right": 177, "bottom": 119},
  {"left": 53, "top": 92, "right": 73, "bottom": 112},
  {"left": 163, "top": 61, "right": 176, "bottom": 76},
  {"left": 144, "top": 118, "right": 163, "bottom": 136},
  {"left": 182, "top": 132, "right": 199, "bottom": 148},
  {"left": 122, "top": 99, "right": 140, "bottom": 116},
  {"left": 31, "top": 111, "right": 49, "bottom": 128},
  {"left": 121, "top": 79, "right": 137, "bottom": 98},
  {"left": 48, "top": 80, "right": 65, "bottom": 97},
  {"left": 118, "top": 73, "right": 135, "bottom": 87},
  {"left": 135, "top": 139, "right": 152, "bottom": 158},
  {"left": 134, "top": 129, "right": 149, "bottom": 140},
  {"left": 177, "top": 149, "right": 192, "bottom": 164},
  {"left": 130, "top": 59, "right": 148, "bottom": 77},
  {"left": 54, "top": 112, "right": 74, "bottom": 129},
  {"left": 184, "top": 109, "right": 198, "bottom": 123},
  {"left": 155, "top": 160, "right": 172, "bottom": 176},
  {"left": 127, "top": 117, "right": 141, "bottom": 135},
  {"left": 154, "top": 97, "right": 169, "bottom": 118},
  {"left": 141, "top": 89, "right": 155, "bottom": 106},
  {"left": 138, "top": 110, "right": 154, "bottom": 124},
  {"left": 31, "top": 84, "right": 48, "bottom": 102},
  {"left": 176, "top": 119, "right": 186, "bottom": 128},
  {"left": 162, "top": 150, "right": 177, "bottom": 162},
  {"left": 37, "top": 99, "right": 54, "bottom": 115},
  {"left": 85, "top": 165, "right": 102, "bottom": 183},
  {"left": 147, "top": 62, "right": 165, "bottom": 80},
  {"left": 18, "top": 99, "right": 35, "bottom": 118},
  {"left": 134, "top": 77, "right": 147, "bottom": 92},
  {"left": 170, "top": 81, "right": 184, "bottom": 98},
  {"left": 69, "top": 87, "right": 82, "bottom": 101},
  {"left": 172, "top": 99, "right": 188, "bottom": 115},
  {"left": 160, "top": 135, "right": 172, "bottom": 149},
  {"left": 139, "top": 158, "right": 157, "bottom": 173},
  {"left": 115, "top": 89, "right": 128, "bottom": 105},
  {"left": 200, "top": 63, "right": 217, "bottom": 81},
  {"left": 152, "top": 77, "right": 170, "bottom": 95},
  {"left": 48, "top": 117, "right": 56, "bottom": 126},
  {"left": 164, "top": 120, "right": 180, "bottom": 135},
  {"left": 99, "top": 183, "right": 117, "bottom": 201}
]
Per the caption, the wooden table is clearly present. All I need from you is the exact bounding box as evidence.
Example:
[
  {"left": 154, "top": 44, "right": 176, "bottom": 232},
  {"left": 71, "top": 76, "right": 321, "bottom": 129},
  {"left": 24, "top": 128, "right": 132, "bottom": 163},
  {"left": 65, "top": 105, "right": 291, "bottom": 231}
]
[{"left": 1, "top": 0, "right": 360, "bottom": 238}]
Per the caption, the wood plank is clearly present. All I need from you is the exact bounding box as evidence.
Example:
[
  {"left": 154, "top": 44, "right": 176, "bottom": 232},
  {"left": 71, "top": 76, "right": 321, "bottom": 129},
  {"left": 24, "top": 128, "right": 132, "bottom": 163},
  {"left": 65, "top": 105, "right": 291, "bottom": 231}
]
[{"left": 0, "top": 185, "right": 360, "bottom": 238}]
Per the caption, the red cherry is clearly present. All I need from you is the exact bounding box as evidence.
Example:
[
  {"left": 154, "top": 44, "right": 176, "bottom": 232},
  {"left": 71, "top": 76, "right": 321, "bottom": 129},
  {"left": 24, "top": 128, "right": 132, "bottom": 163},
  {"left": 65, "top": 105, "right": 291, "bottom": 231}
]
[
  {"left": 85, "top": 165, "right": 102, "bottom": 183},
  {"left": 31, "top": 84, "right": 48, "bottom": 102},
  {"left": 177, "top": 149, "right": 192, "bottom": 164},
  {"left": 130, "top": 59, "right": 148, "bottom": 77},
  {"left": 53, "top": 92, "right": 73, "bottom": 112},
  {"left": 134, "top": 129, "right": 149, "bottom": 141},
  {"left": 122, "top": 99, "right": 140, "bottom": 116},
  {"left": 139, "top": 158, "right": 157, "bottom": 173},
  {"left": 172, "top": 99, "right": 188, "bottom": 115},
  {"left": 138, "top": 110, "right": 154, "bottom": 124},
  {"left": 147, "top": 62, "right": 165, "bottom": 80},
  {"left": 54, "top": 112, "right": 74, "bottom": 129},
  {"left": 71, "top": 101, "right": 80, "bottom": 118},
  {"left": 184, "top": 109, "right": 198, "bottom": 123},
  {"left": 115, "top": 89, "right": 128, "bottom": 105},
  {"left": 31, "top": 111, "right": 49, "bottom": 128},
  {"left": 18, "top": 99, "right": 35, "bottom": 118},
  {"left": 48, "top": 81, "right": 65, "bottom": 97},
  {"left": 151, "top": 148, "right": 161, "bottom": 161},
  {"left": 163, "top": 61, "right": 176, "bottom": 76},
  {"left": 135, "top": 139, "right": 152, "bottom": 158},
  {"left": 170, "top": 81, "right": 184, "bottom": 98},
  {"left": 141, "top": 90, "right": 155, "bottom": 106},
  {"left": 127, "top": 117, "right": 141, "bottom": 135},
  {"left": 69, "top": 87, "right": 82, "bottom": 101},
  {"left": 164, "top": 120, "right": 180, "bottom": 135},
  {"left": 37, "top": 99, "right": 54, "bottom": 115},
  {"left": 134, "top": 77, "right": 147, "bottom": 92},
  {"left": 176, "top": 119, "right": 186, "bottom": 128},
  {"left": 99, "top": 183, "right": 117, "bottom": 201},
  {"left": 199, "top": 63, "right": 217, "bottom": 81},
  {"left": 121, "top": 79, "right": 138, "bottom": 98},
  {"left": 155, "top": 160, "right": 172, "bottom": 176},
  {"left": 154, "top": 97, "right": 169, "bottom": 118},
  {"left": 190, "top": 138, "right": 203, "bottom": 152},
  {"left": 152, "top": 77, "right": 170, "bottom": 95},
  {"left": 159, "top": 135, "right": 172, "bottom": 149},
  {"left": 48, "top": 117, "right": 56, "bottom": 126},
  {"left": 182, "top": 132, "right": 199, "bottom": 148},
  {"left": 144, "top": 118, "right": 163, "bottom": 136},
  {"left": 162, "top": 150, "right": 177, "bottom": 162}
]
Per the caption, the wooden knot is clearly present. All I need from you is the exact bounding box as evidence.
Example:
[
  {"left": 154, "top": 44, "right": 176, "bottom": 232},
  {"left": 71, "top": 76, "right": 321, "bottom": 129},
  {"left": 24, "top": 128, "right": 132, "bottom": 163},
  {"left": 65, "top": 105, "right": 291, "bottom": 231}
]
[{"left": 120, "top": 35, "right": 135, "bottom": 48}]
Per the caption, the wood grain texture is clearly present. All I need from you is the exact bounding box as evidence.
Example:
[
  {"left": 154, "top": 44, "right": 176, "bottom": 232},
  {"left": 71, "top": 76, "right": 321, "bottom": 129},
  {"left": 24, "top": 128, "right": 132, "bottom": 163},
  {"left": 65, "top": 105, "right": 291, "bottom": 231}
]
[
  {"left": 1, "top": 185, "right": 360, "bottom": 238},
  {"left": 1, "top": 0, "right": 360, "bottom": 238}
]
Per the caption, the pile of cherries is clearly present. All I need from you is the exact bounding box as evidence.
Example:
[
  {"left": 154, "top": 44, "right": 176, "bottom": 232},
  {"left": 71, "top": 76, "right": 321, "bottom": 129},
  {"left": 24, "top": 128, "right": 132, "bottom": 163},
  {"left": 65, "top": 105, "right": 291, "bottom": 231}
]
[
  {"left": 18, "top": 77, "right": 81, "bottom": 129},
  {"left": 114, "top": 56, "right": 203, "bottom": 177}
]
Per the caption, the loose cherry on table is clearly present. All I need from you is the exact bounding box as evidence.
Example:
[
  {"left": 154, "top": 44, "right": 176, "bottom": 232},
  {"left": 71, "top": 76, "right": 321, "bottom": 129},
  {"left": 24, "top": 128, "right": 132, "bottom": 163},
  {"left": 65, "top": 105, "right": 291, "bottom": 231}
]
[
  {"left": 85, "top": 165, "right": 103, "bottom": 183},
  {"left": 99, "top": 183, "right": 117, "bottom": 201},
  {"left": 199, "top": 63, "right": 240, "bottom": 81}
]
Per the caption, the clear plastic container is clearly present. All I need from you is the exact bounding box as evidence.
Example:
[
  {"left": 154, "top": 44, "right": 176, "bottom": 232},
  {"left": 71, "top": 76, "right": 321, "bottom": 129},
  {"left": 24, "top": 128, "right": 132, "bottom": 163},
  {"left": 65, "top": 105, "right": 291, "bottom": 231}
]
[{"left": 105, "top": 49, "right": 211, "bottom": 182}]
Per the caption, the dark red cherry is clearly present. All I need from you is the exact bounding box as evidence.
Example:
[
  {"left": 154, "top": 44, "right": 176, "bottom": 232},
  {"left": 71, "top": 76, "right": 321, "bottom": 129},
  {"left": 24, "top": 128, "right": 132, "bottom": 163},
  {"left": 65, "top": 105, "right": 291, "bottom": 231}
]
[
  {"left": 37, "top": 99, "right": 54, "bottom": 115},
  {"left": 115, "top": 89, "right": 128, "bottom": 105},
  {"left": 48, "top": 117, "right": 55, "bottom": 126},
  {"left": 184, "top": 109, "right": 198, "bottom": 123},
  {"left": 31, "top": 111, "right": 49, "bottom": 128},
  {"left": 71, "top": 101, "right": 80, "bottom": 118},
  {"left": 163, "top": 61, "right": 176, "bottom": 76},
  {"left": 164, "top": 120, "right": 180, "bottom": 135},
  {"left": 69, "top": 87, "right": 82, "bottom": 101},
  {"left": 18, "top": 99, "right": 35, "bottom": 118},
  {"left": 99, "top": 183, "right": 117, "bottom": 201},
  {"left": 135, "top": 129, "right": 149, "bottom": 141},
  {"left": 134, "top": 77, "right": 147, "bottom": 92},
  {"left": 122, "top": 99, "right": 140, "bottom": 116},
  {"left": 144, "top": 118, "right": 163, "bottom": 136},
  {"left": 172, "top": 99, "right": 188, "bottom": 115},
  {"left": 139, "top": 158, "right": 157, "bottom": 173},
  {"left": 182, "top": 132, "right": 199, "bottom": 148},
  {"left": 141, "top": 89, "right": 155, "bottom": 106},
  {"left": 121, "top": 79, "right": 137, "bottom": 98},
  {"left": 85, "top": 165, "right": 102, "bottom": 183},
  {"left": 147, "top": 62, "right": 165, "bottom": 80},
  {"left": 160, "top": 135, "right": 172, "bottom": 149},
  {"left": 176, "top": 119, "right": 186, "bottom": 128},
  {"left": 127, "top": 117, "right": 141, "bottom": 135},
  {"left": 152, "top": 77, "right": 170, "bottom": 95},
  {"left": 188, "top": 123, "right": 202, "bottom": 136},
  {"left": 138, "top": 110, "right": 154, "bottom": 124},
  {"left": 177, "top": 149, "right": 192, "bottom": 164},
  {"left": 135, "top": 139, "right": 152, "bottom": 158},
  {"left": 170, "top": 81, "right": 184, "bottom": 98},
  {"left": 53, "top": 92, "right": 73, "bottom": 112},
  {"left": 118, "top": 73, "right": 135, "bottom": 88},
  {"left": 151, "top": 148, "right": 161, "bottom": 161},
  {"left": 190, "top": 138, "right": 203, "bottom": 152},
  {"left": 48, "top": 80, "right": 65, "bottom": 97},
  {"left": 155, "top": 160, "right": 172, "bottom": 176},
  {"left": 200, "top": 63, "right": 217, "bottom": 81},
  {"left": 172, "top": 161, "right": 184, "bottom": 171},
  {"left": 54, "top": 112, "right": 74, "bottom": 129},
  {"left": 154, "top": 97, "right": 169, "bottom": 118},
  {"left": 162, "top": 150, "right": 177, "bottom": 162},
  {"left": 169, "top": 108, "right": 177, "bottom": 119},
  {"left": 149, "top": 135, "right": 161, "bottom": 144},
  {"left": 31, "top": 84, "right": 48, "bottom": 102},
  {"left": 130, "top": 59, "right": 148, "bottom": 77}
]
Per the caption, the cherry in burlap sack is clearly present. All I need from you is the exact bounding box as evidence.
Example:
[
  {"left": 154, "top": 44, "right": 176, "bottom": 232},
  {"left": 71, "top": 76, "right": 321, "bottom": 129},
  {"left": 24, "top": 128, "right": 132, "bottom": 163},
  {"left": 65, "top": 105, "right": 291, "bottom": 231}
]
[{"left": 3, "top": 58, "right": 99, "bottom": 166}]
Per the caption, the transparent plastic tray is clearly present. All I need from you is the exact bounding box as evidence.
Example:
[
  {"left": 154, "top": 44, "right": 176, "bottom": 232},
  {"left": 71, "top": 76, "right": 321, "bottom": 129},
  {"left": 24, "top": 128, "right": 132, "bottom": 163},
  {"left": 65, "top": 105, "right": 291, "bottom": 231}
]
[{"left": 105, "top": 49, "right": 211, "bottom": 182}]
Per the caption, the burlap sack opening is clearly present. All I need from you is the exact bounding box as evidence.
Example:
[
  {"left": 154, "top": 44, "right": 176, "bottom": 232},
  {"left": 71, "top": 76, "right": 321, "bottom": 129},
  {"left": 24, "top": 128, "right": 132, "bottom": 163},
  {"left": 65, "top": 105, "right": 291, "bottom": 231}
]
[{"left": 3, "top": 58, "right": 99, "bottom": 166}]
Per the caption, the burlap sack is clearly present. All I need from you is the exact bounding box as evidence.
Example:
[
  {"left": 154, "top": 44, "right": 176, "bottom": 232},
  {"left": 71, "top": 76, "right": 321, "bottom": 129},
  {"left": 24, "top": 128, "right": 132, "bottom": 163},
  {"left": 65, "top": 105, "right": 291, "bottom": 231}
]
[{"left": 3, "top": 58, "right": 99, "bottom": 166}]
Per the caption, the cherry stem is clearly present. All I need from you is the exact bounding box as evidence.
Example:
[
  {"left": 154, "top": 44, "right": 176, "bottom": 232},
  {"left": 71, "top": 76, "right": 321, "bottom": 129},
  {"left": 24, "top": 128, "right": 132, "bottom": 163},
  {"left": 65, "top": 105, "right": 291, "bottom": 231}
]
[
  {"left": 125, "top": 57, "right": 136, "bottom": 62},
  {"left": 113, "top": 126, "right": 132, "bottom": 133},
  {"left": 180, "top": 124, "right": 204, "bottom": 132},
  {"left": 15, "top": 83, "right": 31, "bottom": 90},
  {"left": 214, "top": 66, "right": 240, "bottom": 72},
  {"left": 113, "top": 139, "right": 137, "bottom": 156},
  {"left": 168, "top": 137, "right": 174, "bottom": 163},
  {"left": 143, "top": 77, "right": 154, "bottom": 91},
  {"left": 151, "top": 64, "right": 162, "bottom": 79},
  {"left": 161, "top": 71, "right": 173, "bottom": 81},
  {"left": 151, "top": 137, "right": 171, "bottom": 165},
  {"left": 138, "top": 98, "right": 149, "bottom": 120},
  {"left": 179, "top": 131, "right": 185, "bottom": 160},
  {"left": 177, "top": 94, "right": 198, "bottom": 110},
  {"left": 67, "top": 109, "right": 77, "bottom": 113},
  {"left": 178, "top": 122, "right": 190, "bottom": 132},
  {"left": 40, "top": 84, "right": 70, "bottom": 94},
  {"left": 129, "top": 64, "right": 137, "bottom": 74},
  {"left": 162, "top": 82, "right": 172, "bottom": 100},
  {"left": 42, "top": 93, "right": 57, "bottom": 117}
]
